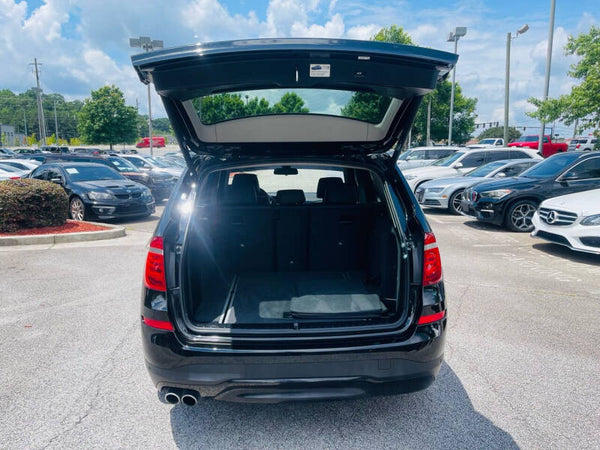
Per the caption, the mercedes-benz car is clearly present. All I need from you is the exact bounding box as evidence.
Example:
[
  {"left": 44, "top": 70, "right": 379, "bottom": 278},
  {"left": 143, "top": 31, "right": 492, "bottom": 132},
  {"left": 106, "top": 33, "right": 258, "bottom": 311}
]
[
  {"left": 531, "top": 188, "right": 600, "bottom": 254},
  {"left": 461, "top": 152, "right": 600, "bottom": 231},
  {"left": 416, "top": 159, "right": 539, "bottom": 214},
  {"left": 133, "top": 38, "right": 452, "bottom": 405}
]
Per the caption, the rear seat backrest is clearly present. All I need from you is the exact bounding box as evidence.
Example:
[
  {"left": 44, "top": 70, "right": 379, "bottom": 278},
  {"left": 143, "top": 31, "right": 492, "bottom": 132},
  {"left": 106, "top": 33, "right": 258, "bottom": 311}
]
[
  {"left": 310, "top": 184, "right": 364, "bottom": 271},
  {"left": 274, "top": 190, "right": 308, "bottom": 271}
]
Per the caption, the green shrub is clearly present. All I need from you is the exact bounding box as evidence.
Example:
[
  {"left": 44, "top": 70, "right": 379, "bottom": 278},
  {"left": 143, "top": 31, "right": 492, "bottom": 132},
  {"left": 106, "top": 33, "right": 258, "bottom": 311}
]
[{"left": 0, "top": 179, "right": 69, "bottom": 232}]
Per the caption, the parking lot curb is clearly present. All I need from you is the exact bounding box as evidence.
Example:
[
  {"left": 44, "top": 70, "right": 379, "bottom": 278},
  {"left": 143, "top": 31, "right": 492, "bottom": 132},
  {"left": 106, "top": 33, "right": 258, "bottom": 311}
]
[{"left": 0, "top": 222, "right": 126, "bottom": 246}]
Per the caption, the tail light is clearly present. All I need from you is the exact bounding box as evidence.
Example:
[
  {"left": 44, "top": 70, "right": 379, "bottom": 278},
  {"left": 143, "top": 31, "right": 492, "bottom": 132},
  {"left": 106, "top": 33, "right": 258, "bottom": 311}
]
[
  {"left": 144, "top": 236, "right": 166, "bottom": 291},
  {"left": 576, "top": 144, "right": 580, "bottom": 149},
  {"left": 423, "top": 232, "right": 442, "bottom": 286}
]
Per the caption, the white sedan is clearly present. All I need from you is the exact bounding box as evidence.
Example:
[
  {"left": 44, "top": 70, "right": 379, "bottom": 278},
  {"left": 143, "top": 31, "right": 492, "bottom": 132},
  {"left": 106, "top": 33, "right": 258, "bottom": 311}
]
[{"left": 531, "top": 188, "right": 600, "bottom": 255}]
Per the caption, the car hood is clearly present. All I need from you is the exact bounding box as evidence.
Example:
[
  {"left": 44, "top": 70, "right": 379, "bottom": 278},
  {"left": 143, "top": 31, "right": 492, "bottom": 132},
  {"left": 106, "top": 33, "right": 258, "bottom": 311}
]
[
  {"left": 73, "top": 179, "right": 144, "bottom": 193},
  {"left": 540, "top": 188, "right": 600, "bottom": 216},
  {"left": 402, "top": 165, "right": 460, "bottom": 178},
  {"left": 131, "top": 38, "right": 456, "bottom": 163},
  {"left": 420, "top": 176, "right": 485, "bottom": 189},
  {"left": 471, "top": 176, "right": 539, "bottom": 193}
]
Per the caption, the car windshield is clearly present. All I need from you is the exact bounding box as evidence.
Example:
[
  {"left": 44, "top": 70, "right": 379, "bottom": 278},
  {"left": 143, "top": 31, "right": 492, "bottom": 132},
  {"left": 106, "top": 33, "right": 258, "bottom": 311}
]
[
  {"left": 144, "top": 156, "right": 170, "bottom": 168},
  {"left": 519, "top": 153, "right": 582, "bottom": 178},
  {"left": 194, "top": 88, "right": 393, "bottom": 125},
  {"left": 465, "top": 161, "right": 506, "bottom": 177},
  {"left": 107, "top": 157, "right": 140, "bottom": 172},
  {"left": 0, "top": 164, "right": 19, "bottom": 172},
  {"left": 431, "top": 152, "right": 465, "bottom": 167},
  {"left": 63, "top": 165, "right": 123, "bottom": 182},
  {"left": 515, "top": 135, "right": 538, "bottom": 142},
  {"left": 478, "top": 139, "right": 496, "bottom": 144}
]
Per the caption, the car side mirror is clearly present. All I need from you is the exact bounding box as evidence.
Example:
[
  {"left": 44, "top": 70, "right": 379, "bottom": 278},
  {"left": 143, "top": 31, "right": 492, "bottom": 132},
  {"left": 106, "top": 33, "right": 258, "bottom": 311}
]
[
  {"left": 452, "top": 162, "right": 463, "bottom": 169},
  {"left": 495, "top": 172, "right": 506, "bottom": 178},
  {"left": 49, "top": 177, "right": 63, "bottom": 184}
]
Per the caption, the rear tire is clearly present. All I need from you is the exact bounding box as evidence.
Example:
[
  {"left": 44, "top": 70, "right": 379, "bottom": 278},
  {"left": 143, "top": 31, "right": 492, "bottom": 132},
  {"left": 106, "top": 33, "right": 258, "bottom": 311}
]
[
  {"left": 505, "top": 199, "right": 537, "bottom": 232},
  {"left": 448, "top": 189, "right": 464, "bottom": 215}
]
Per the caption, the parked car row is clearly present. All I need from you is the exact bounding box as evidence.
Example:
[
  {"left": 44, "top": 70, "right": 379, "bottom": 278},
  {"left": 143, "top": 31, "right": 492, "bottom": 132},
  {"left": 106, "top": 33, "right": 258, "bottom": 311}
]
[
  {"left": 408, "top": 149, "right": 600, "bottom": 255},
  {"left": 0, "top": 150, "right": 186, "bottom": 222}
]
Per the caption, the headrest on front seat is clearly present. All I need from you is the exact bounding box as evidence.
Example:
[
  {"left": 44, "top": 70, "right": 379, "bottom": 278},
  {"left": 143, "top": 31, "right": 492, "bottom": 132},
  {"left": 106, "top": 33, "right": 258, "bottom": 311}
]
[
  {"left": 275, "top": 189, "right": 306, "bottom": 205},
  {"left": 323, "top": 184, "right": 357, "bottom": 204},
  {"left": 232, "top": 173, "right": 260, "bottom": 191},
  {"left": 316, "top": 177, "right": 344, "bottom": 199}
]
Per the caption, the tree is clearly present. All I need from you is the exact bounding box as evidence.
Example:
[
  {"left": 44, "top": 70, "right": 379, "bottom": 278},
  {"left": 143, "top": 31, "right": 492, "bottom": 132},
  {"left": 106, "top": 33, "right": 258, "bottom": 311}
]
[
  {"left": 372, "top": 25, "right": 414, "bottom": 45},
  {"left": 271, "top": 92, "right": 309, "bottom": 114},
  {"left": 192, "top": 91, "right": 309, "bottom": 123},
  {"left": 77, "top": 86, "right": 137, "bottom": 149},
  {"left": 527, "top": 26, "right": 600, "bottom": 139},
  {"left": 477, "top": 126, "right": 521, "bottom": 142},
  {"left": 339, "top": 25, "right": 477, "bottom": 145}
]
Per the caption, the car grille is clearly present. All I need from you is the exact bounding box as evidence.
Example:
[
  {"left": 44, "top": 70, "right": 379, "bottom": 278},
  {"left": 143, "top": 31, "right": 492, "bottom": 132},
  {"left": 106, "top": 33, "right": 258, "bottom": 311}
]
[
  {"left": 538, "top": 207, "right": 578, "bottom": 226},
  {"left": 116, "top": 204, "right": 147, "bottom": 214},
  {"left": 115, "top": 192, "right": 142, "bottom": 200},
  {"left": 416, "top": 189, "right": 424, "bottom": 203},
  {"left": 424, "top": 199, "right": 441, "bottom": 206},
  {"left": 580, "top": 237, "right": 600, "bottom": 248},
  {"left": 536, "top": 230, "right": 571, "bottom": 246},
  {"left": 464, "top": 188, "right": 478, "bottom": 202}
]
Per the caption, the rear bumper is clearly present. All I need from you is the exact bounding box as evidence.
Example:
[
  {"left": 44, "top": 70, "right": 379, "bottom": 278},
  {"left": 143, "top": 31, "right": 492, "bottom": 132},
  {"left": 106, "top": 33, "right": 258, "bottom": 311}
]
[{"left": 142, "top": 323, "right": 446, "bottom": 402}]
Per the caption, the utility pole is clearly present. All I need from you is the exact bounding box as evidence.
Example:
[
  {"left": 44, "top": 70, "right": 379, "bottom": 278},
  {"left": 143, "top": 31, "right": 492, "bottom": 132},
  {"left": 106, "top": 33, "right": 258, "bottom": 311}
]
[
  {"left": 446, "top": 27, "right": 467, "bottom": 146},
  {"left": 31, "top": 58, "right": 47, "bottom": 146},
  {"left": 23, "top": 111, "right": 28, "bottom": 137},
  {"left": 572, "top": 118, "right": 579, "bottom": 139},
  {"left": 538, "top": 0, "right": 556, "bottom": 154},
  {"left": 130, "top": 37, "right": 164, "bottom": 156},
  {"left": 54, "top": 100, "right": 59, "bottom": 144},
  {"left": 426, "top": 96, "right": 432, "bottom": 145}
]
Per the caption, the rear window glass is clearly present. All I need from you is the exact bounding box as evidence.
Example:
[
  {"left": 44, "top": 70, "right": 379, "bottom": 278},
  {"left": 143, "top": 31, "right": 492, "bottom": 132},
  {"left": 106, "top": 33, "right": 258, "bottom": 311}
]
[
  {"left": 194, "top": 89, "right": 392, "bottom": 125},
  {"left": 229, "top": 168, "right": 344, "bottom": 201}
]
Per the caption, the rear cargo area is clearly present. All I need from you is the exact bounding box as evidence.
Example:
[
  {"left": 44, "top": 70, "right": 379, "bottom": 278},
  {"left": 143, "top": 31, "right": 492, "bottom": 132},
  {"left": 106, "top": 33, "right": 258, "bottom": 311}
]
[{"left": 181, "top": 168, "right": 402, "bottom": 328}]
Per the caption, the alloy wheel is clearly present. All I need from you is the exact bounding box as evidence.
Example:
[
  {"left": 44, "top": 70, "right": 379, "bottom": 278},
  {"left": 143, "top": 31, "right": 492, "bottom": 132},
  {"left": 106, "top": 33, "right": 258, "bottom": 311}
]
[
  {"left": 70, "top": 197, "right": 85, "bottom": 221},
  {"left": 509, "top": 202, "right": 536, "bottom": 231}
]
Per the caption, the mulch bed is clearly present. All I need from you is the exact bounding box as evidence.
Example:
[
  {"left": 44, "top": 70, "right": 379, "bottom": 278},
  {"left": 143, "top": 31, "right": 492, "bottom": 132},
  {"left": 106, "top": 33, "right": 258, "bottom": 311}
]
[{"left": 0, "top": 220, "right": 109, "bottom": 236}]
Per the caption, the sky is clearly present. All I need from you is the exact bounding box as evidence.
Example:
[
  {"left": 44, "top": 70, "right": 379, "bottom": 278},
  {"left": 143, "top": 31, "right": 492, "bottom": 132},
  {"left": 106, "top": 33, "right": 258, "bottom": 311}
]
[{"left": 1, "top": 0, "right": 598, "bottom": 138}]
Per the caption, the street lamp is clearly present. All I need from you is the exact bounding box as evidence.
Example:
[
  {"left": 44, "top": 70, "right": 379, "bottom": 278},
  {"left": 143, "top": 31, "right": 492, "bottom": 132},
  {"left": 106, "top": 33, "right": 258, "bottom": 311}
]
[
  {"left": 129, "top": 36, "right": 164, "bottom": 156},
  {"left": 447, "top": 27, "right": 467, "bottom": 146},
  {"left": 504, "top": 24, "right": 529, "bottom": 145}
]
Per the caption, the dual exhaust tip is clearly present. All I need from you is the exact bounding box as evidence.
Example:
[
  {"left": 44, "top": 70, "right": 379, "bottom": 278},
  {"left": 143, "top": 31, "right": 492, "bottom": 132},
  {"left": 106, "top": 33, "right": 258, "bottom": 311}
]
[{"left": 164, "top": 388, "right": 199, "bottom": 406}]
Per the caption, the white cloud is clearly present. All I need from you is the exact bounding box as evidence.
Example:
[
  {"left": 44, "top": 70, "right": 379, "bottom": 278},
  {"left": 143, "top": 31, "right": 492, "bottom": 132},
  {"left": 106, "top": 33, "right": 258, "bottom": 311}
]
[{"left": 0, "top": 0, "right": 598, "bottom": 136}]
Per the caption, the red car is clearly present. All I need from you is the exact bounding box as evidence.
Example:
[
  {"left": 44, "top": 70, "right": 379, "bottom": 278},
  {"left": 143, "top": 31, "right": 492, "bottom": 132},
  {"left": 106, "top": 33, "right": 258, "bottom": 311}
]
[
  {"left": 136, "top": 136, "right": 166, "bottom": 148},
  {"left": 508, "top": 134, "right": 567, "bottom": 157}
]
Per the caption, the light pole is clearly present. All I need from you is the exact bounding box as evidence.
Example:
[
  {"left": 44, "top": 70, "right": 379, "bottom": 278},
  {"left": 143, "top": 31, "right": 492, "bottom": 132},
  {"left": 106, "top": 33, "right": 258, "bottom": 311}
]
[
  {"left": 447, "top": 27, "right": 467, "bottom": 146},
  {"left": 504, "top": 24, "right": 529, "bottom": 145},
  {"left": 129, "top": 36, "right": 164, "bottom": 156},
  {"left": 538, "top": 0, "right": 556, "bottom": 154}
]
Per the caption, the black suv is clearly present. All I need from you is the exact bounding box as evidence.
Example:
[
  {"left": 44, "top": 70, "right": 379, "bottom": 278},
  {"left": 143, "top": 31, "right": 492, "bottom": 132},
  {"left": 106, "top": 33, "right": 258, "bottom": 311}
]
[
  {"left": 133, "top": 38, "right": 452, "bottom": 404},
  {"left": 461, "top": 152, "right": 600, "bottom": 231}
]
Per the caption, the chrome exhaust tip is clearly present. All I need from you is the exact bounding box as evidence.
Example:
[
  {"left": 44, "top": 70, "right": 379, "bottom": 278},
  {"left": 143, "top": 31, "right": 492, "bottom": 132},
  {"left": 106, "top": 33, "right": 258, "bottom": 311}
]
[
  {"left": 164, "top": 390, "right": 181, "bottom": 404},
  {"left": 181, "top": 392, "right": 198, "bottom": 406}
]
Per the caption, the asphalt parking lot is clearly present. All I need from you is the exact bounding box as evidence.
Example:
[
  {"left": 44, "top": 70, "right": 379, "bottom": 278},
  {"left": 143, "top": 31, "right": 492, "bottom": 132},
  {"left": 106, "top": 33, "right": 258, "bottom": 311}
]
[{"left": 1, "top": 207, "right": 599, "bottom": 449}]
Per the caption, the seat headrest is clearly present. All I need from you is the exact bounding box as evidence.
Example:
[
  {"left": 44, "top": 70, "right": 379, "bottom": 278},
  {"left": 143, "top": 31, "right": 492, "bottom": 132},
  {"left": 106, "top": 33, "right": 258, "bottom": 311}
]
[
  {"left": 323, "top": 184, "right": 357, "bottom": 204},
  {"left": 275, "top": 189, "right": 306, "bottom": 205},
  {"left": 224, "top": 183, "right": 257, "bottom": 205},
  {"left": 232, "top": 173, "right": 259, "bottom": 191},
  {"left": 316, "top": 177, "right": 344, "bottom": 199}
]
